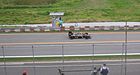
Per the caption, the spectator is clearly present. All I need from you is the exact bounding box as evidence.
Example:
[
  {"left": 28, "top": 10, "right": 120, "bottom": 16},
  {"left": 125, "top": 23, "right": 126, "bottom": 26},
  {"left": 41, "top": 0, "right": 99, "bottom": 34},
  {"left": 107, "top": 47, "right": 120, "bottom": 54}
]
[
  {"left": 91, "top": 67, "right": 98, "bottom": 75},
  {"left": 99, "top": 64, "right": 109, "bottom": 75},
  {"left": 22, "top": 70, "right": 27, "bottom": 75}
]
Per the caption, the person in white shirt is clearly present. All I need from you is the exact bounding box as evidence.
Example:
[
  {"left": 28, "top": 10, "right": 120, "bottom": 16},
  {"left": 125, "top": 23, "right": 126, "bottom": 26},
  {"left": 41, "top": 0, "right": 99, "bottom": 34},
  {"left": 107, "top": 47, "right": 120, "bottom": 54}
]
[{"left": 99, "top": 64, "right": 109, "bottom": 75}]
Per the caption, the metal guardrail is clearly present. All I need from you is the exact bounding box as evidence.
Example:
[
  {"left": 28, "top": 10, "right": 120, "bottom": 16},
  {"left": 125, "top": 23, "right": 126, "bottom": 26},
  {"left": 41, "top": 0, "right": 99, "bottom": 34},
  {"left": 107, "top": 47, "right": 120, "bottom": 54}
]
[
  {"left": 0, "top": 25, "right": 140, "bottom": 32},
  {"left": 1, "top": 21, "right": 140, "bottom": 32}
]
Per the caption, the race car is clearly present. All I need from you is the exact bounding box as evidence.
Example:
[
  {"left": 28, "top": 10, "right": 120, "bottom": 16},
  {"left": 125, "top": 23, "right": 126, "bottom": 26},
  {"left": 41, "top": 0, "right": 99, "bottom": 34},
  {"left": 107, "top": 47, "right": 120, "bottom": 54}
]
[{"left": 68, "top": 31, "right": 91, "bottom": 39}]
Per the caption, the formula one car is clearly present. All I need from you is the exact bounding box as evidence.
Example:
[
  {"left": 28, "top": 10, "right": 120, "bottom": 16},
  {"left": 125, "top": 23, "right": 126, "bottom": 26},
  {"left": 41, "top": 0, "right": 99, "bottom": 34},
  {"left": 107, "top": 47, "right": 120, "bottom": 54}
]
[{"left": 68, "top": 31, "right": 91, "bottom": 39}]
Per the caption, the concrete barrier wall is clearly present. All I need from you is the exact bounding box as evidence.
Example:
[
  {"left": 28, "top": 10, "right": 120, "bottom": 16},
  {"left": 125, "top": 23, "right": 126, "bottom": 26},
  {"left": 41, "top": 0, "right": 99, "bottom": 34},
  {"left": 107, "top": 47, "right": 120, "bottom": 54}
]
[{"left": 0, "top": 25, "right": 140, "bottom": 32}]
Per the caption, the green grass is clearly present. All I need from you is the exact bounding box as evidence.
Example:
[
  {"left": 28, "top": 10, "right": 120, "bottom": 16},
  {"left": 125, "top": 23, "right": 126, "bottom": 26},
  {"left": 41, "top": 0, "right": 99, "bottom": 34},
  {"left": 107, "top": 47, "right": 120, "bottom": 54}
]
[
  {"left": 0, "top": 26, "right": 18, "bottom": 28},
  {"left": 0, "top": 55, "right": 140, "bottom": 62},
  {"left": 0, "top": 0, "right": 140, "bottom": 24}
]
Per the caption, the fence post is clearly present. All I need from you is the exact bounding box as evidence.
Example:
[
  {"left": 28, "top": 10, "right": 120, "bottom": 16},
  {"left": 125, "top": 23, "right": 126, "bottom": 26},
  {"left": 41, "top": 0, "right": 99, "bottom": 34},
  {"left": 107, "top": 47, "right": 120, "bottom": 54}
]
[
  {"left": 2, "top": 46, "right": 7, "bottom": 75},
  {"left": 92, "top": 44, "right": 95, "bottom": 68},
  {"left": 32, "top": 45, "right": 36, "bottom": 75},
  {"left": 90, "top": 43, "right": 95, "bottom": 72},
  {"left": 61, "top": 44, "right": 64, "bottom": 70},
  {"left": 124, "top": 21, "right": 128, "bottom": 75},
  {"left": 121, "top": 43, "right": 125, "bottom": 75}
]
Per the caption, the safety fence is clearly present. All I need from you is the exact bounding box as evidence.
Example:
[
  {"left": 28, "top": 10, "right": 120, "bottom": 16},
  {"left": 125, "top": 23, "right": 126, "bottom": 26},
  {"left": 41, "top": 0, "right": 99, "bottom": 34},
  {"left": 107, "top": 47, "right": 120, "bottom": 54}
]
[{"left": 0, "top": 42, "right": 140, "bottom": 75}]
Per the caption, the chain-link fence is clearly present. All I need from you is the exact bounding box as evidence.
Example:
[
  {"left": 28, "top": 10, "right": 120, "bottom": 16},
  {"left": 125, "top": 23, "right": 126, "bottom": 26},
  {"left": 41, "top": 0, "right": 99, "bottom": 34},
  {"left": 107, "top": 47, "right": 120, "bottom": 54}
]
[{"left": 0, "top": 42, "right": 140, "bottom": 75}]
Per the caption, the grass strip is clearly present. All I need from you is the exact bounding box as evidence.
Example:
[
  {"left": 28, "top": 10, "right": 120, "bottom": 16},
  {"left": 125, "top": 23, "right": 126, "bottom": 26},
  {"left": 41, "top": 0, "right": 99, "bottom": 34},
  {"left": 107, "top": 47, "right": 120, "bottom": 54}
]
[
  {"left": 0, "top": 55, "right": 140, "bottom": 62},
  {"left": 0, "top": 0, "right": 140, "bottom": 24}
]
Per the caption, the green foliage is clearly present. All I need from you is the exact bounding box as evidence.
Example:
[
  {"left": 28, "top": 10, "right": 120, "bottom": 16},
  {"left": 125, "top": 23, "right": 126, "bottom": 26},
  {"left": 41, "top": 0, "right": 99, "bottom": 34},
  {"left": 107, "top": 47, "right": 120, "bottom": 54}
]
[
  {"left": 14, "top": 0, "right": 57, "bottom": 5},
  {"left": 0, "top": 0, "right": 140, "bottom": 24},
  {"left": 0, "top": 55, "right": 140, "bottom": 62},
  {"left": 0, "top": 0, "right": 57, "bottom": 6}
]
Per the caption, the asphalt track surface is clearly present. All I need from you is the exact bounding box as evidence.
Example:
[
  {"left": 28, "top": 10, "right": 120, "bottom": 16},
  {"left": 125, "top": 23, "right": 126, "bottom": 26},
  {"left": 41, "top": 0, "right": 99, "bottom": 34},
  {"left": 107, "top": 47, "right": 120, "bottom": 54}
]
[
  {"left": 1, "top": 32, "right": 140, "bottom": 43},
  {"left": 0, "top": 32, "right": 140, "bottom": 75},
  {"left": 0, "top": 60, "right": 140, "bottom": 75},
  {"left": 0, "top": 32, "right": 140, "bottom": 56}
]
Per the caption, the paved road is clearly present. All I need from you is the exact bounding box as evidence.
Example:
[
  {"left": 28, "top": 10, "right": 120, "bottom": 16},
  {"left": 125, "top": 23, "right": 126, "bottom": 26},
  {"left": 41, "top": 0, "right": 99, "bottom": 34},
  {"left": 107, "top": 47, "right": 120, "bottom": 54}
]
[
  {"left": 0, "top": 60, "right": 140, "bottom": 75},
  {"left": 1, "top": 32, "right": 140, "bottom": 43},
  {"left": 0, "top": 32, "right": 140, "bottom": 75},
  {"left": 0, "top": 32, "right": 140, "bottom": 56}
]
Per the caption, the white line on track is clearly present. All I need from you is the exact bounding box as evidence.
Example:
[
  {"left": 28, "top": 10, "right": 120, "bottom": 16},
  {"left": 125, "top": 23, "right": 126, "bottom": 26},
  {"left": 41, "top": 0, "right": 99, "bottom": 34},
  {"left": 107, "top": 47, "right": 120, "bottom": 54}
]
[
  {"left": 1, "top": 40, "right": 140, "bottom": 46},
  {"left": 1, "top": 63, "right": 140, "bottom": 68},
  {"left": 0, "top": 53, "right": 140, "bottom": 58}
]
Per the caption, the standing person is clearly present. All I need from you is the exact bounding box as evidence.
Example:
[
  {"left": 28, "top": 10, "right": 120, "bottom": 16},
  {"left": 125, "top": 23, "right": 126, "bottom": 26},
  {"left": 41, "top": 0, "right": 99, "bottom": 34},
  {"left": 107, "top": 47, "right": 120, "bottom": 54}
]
[
  {"left": 99, "top": 64, "right": 109, "bottom": 75},
  {"left": 59, "top": 17, "right": 63, "bottom": 27},
  {"left": 22, "top": 70, "right": 27, "bottom": 75},
  {"left": 91, "top": 67, "right": 98, "bottom": 75}
]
